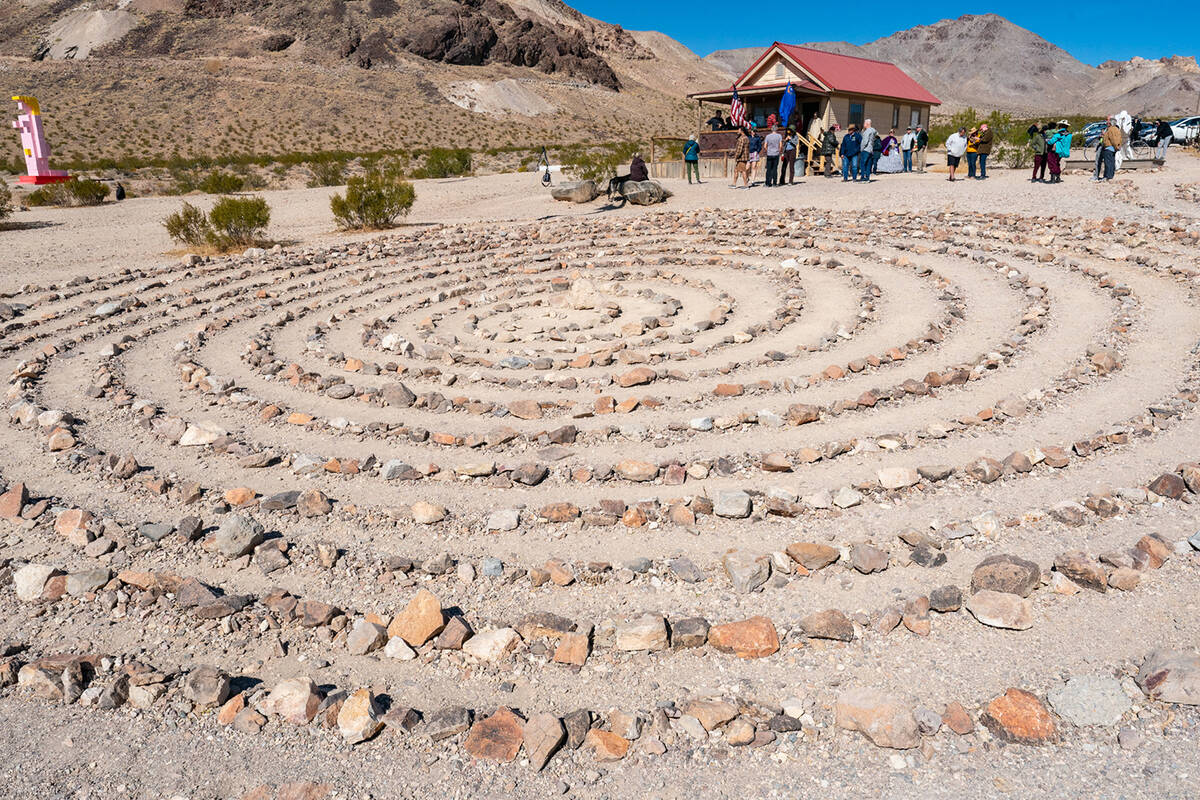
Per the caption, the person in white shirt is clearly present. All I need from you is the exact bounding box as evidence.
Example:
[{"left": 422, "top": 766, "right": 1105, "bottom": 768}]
[
  {"left": 900, "top": 127, "right": 916, "bottom": 172},
  {"left": 945, "top": 127, "right": 968, "bottom": 182},
  {"left": 763, "top": 127, "right": 784, "bottom": 187}
]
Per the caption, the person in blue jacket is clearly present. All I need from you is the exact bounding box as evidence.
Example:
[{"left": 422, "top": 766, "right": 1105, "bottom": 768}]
[
  {"left": 1046, "top": 121, "right": 1072, "bottom": 183},
  {"left": 839, "top": 124, "right": 862, "bottom": 182},
  {"left": 683, "top": 134, "right": 702, "bottom": 184}
]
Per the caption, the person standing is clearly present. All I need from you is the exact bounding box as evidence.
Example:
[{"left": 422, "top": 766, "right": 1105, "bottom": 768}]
[
  {"left": 732, "top": 127, "right": 751, "bottom": 188},
  {"left": 748, "top": 124, "right": 763, "bottom": 184},
  {"left": 821, "top": 126, "right": 838, "bottom": 178},
  {"left": 706, "top": 112, "right": 725, "bottom": 131},
  {"left": 965, "top": 127, "right": 979, "bottom": 179},
  {"left": 839, "top": 124, "right": 861, "bottom": 182},
  {"left": 763, "top": 126, "right": 783, "bottom": 187},
  {"left": 975, "top": 123, "right": 993, "bottom": 179},
  {"left": 1099, "top": 117, "right": 1123, "bottom": 180},
  {"left": 858, "top": 119, "right": 878, "bottom": 181},
  {"left": 915, "top": 125, "right": 929, "bottom": 172},
  {"left": 683, "top": 134, "right": 702, "bottom": 184},
  {"left": 901, "top": 126, "right": 916, "bottom": 172},
  {"left": 1155, "top": 118, "right": 1173, "bottom": 160},
  {"left": 781, "top": 127, "right": 799, "bottom": 185},
  {"left": 945, "top": 126, "right": 968, "bottom": 182},
  {"left": 1046, "top": 121, "right": 1071, "bottom": 183},
  {"left": 1028, "top": 124, "right": 1048, "bottom": 182}
]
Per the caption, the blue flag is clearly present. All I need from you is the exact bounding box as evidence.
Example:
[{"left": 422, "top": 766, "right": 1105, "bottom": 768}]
[{"left": 778, "top": 82, "right": 795, "bottom": 128}]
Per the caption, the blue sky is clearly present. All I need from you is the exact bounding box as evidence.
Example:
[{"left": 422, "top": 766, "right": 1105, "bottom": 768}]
[{"left": 569, "top": 2, "right": 1197, "bottom": 65}]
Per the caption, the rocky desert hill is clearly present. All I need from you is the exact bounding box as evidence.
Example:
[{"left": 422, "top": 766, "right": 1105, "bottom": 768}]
[
  {"left": 0, "top": 0, "right": 731, "bottom": 166},
  {"left": 705, "top": 14, "right": 1198, "bottom": 116}
]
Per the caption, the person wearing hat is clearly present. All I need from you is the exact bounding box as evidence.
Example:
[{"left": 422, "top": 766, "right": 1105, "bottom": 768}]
[
  {"left": 901, "top": 126, "right": 916, "bottom": 172},
  {"left": 683, "top": 134, "right": 702, "bottom": 184},
  {"left": 915, "top": 125, "right": 929, "bottom": 172},
  {"left": 974, "top": 123, "right": 994, "bottom": 179},
  {"left": 945, "top": 126, "right": 969, "bottom": 182}
]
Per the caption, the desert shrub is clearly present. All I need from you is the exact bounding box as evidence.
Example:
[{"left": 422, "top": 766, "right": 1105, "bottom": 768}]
[
  {"left": 208, "top": 195, "right": 270, "bottom": 247},
  {"left": 164, "top": 196, "right": 270, "bottom": 250},
  {"left": 330, "top": 169, "right": 415, "bottom": 230},
  {"left": 164, "top": 202, "right": 211, "bottom": 247},
  {"left": 200, "top": 170, "right": 245, "bottom": 194},
  {"left": 25, "top": 178, "right": 110, "bottom": 207},
  {"left": 560, "top": 142, "right": 640, "bottom": 184},
  {"left": 999, "top": 143, "right": 1031, "bottom": 170},
  {"left": 0, "top": 183, "right": 12, "bottom": 220},
  {"left": 307, "top": 157, "right": 347, "bottom": 187},
  {"left": 413, "top": 147, "right": 471, "bottom": 179}
]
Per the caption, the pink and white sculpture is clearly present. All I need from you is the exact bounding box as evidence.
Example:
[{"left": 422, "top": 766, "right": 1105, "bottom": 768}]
[{"left": 11, "top": 95, "right": 69, "bottom": 184}]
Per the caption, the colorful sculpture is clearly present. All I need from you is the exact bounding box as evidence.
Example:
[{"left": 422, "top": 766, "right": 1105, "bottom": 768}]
[{"left": 11, "top": 95, "right": 69, "bottom": 184}]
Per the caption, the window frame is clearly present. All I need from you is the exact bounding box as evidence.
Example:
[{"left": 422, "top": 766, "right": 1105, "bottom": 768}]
[{"left": 848, "top": 100, "right": 865, "bottom": 129}]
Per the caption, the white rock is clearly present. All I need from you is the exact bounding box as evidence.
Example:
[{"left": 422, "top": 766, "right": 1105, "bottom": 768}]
[
  {"left": 462, "top": 628, "right": 521, "bottom": 662},
  {"left": 383, "top": 637, "right": 417, "bottom": 660}
]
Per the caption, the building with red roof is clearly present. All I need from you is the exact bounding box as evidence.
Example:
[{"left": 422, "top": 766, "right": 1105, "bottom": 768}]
[{"left": 689, "top": 42, "right": 940, "bottom": 141}]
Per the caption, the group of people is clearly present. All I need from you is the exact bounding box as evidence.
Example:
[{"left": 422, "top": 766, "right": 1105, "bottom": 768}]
[
  {"left": 835, "top": 119, "right": 931, "bottom": 181},
  {"left": 725, "top": 124, "right": 805, "bottom": 188}
]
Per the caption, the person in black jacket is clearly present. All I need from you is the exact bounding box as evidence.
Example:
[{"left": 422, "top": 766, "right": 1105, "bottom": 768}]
[
  {"left": 914, "top": 125, "right": 929, "bottom": 173},
  {"left": 1155, "top": 119, "right": 1173, "bottom": 160},
  {"left": 820, "top": 127, "right": 838, "bottom": 178}
]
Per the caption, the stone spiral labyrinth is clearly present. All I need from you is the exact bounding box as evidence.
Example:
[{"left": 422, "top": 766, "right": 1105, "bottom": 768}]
[{"left": 2, "top": 206, "right": 1200, "bottom": 792}]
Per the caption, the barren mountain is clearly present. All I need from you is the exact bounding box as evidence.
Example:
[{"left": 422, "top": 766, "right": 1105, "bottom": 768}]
[
  {"left": 703, "top": 14, "right": 1198, "bottom": 115},
  {"left": 0, "top": 0, "right": 723, "bottom": 166}
]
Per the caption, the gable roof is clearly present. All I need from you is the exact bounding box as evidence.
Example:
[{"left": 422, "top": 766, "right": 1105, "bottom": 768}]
[{"left": 736, "top": 43, "right": 941, "bottom": 106}]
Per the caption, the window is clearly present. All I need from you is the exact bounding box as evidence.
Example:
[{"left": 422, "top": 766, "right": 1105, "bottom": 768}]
[
  {"left": 910, "top": 108, "right": 922, "bottom": 128},
  {"left": 774, "top": 63, "right": 784, "bottom": 79},
  {"left": 892, "top": 104, "right": 900, "bottom": 128},
  {"left": 849, "top": 101, "right": 864, "bottom": 128}
]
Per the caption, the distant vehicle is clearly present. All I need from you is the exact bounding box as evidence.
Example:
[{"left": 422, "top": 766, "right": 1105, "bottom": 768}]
[
  {"left": 1169, "top": 116, "right": 1200, "bottom": 142},
  {"left": 1081, "top": 121, "right": 1107, "bottom": 138},
  {"left": 1085, "top": 121, "right": 1156, "bottom": 148}
]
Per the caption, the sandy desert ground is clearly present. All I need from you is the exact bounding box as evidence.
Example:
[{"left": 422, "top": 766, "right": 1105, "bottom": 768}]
[{"left": 1, "top": 154, "right": 1199, "bottom": 800}]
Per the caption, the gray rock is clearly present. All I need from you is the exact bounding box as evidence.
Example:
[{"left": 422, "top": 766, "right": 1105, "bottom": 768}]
[
  {"left": 66, "top": 568, "right": 111, "bottom": 597},
  {"left": 1136, "top": 650, "right": 1200, "bottom": 704},
  {"left": 137, "top": 522, "right": 175, "bottom": 542},
  {"left": 486, "top": 508, "right": 520, "bottom": 531},
  {"left": 1188, "top": 530, "right": 1200, "bottom": 551},
  {"left": 723, "top": 549, "right": 770, "bottom": 593},
  {"left": 551, "top": 180, "right": 598, "bottom": 203},
  {"left": 481, "top": 557, "right": 504, "bottom": 578},
  {"left": 621, "top": 180, "right": 672, "bottom": 206},
  {"left": 381, "top": 459, "right": 415, "bottom": 480},
  {"left": 970, "top": 554, "right": 1040, "bottom": 597},
  {"left": 425, "top": 706, "right": 472, "bottom": 740},
  {"left": 184, "top": 665, "right": 230, "bottom": 707},
  {"left": 965, "top": 590, "right": 1033, "bottom": 630},
  {"left": 713, "top": 490, "right": 751, "bottom": 518},
  {"left": 668, "top": 556, "right": 704, "bottom": 583},
  {"left": 213, "top": 515, "right": 264, "bottom": 557},
  {"left": 1048, "top": 675, "right": 1131, "bottom": 726}
]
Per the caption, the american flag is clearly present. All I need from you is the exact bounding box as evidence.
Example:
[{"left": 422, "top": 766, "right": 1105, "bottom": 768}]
[{"left": 730, "top": 89, "right": 746, "bottom": 128}]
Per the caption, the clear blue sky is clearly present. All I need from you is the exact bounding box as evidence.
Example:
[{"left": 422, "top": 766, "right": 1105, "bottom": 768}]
[{"left": 569, "top": 2, "right": 1197, "bottom": 65}]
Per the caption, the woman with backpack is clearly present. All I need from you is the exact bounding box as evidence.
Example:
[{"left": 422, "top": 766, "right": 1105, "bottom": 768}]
[
  {"left": 1027, "top": 124, "right": 1048, "bottom": 182},
  {"left": 1046, "top": 121, "right": 1072, "bottom": 183}
]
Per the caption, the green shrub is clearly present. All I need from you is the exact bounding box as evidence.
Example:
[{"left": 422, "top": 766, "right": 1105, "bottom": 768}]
[
  {"left": 413, "top": 147, "right": 471, "bottom": 179},
  {"left": 330, "top": 169, "right": 415, "bottom": 230},
  {"left": 307, "top": 158, "right": 347, "bottom": 187},
  {"left": 163, "top": 195, "right": 270, "bottom": 250},
  {"left": 199, "top": 170, "right": 245, "bottom": 194},
  {"left": 208, "top": 195, "right": 270, "bottom": 247},
  {"left": 0, "top": 183, "right": 13, "bottom": 220},
  {"left": 25, "top": 178, "right": 110, "bottom": 207},
  {"left": 559, "top": 142, "right": 641, "bottom": 184},
  {"left": 164, "top": 202, "right": 211, "bottom": 247}
]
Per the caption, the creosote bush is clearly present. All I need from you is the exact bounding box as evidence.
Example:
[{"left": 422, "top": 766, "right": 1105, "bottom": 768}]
[
  {"left": 199, "top": 170, "right": 246, "bottom": 194},
  {"left": 330, "top": 169, "right": 415, "bottom": 230},
  {"left": 412, "top": 147, "right": 471, "bottom": 179},
  {"left": 0, "top": 183, "right": 12, "bottom": 220},
  {"left": 25, "top": 178, "right": 110, "bottom": 207},
  {"left": 164, "top": 195, "right": 271, "bottom": 251}
]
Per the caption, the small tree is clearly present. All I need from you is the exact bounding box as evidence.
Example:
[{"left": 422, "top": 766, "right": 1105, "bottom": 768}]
[
  {"left": 200, "top": 170, "right": 245, "bottom": 194},
  {"left": 164, "top": 202, "right": 210, "bottom": 247},
  {"left": 330, "top": 169, "right": 416, "bottom": 230},
  {"left": 413, "top": 147, "right": 471, "bottom": 178},
  {"left": 0, "top": 183, "right": 12, "bottom": 220}
]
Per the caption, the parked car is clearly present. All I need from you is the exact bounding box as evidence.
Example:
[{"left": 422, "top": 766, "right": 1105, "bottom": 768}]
[
  {"left": 1085, "top": 122, "right": 1156, "bottom": 147},
  {"left": 1170, "top": 116, "right": 1200, "bottom": 143}
]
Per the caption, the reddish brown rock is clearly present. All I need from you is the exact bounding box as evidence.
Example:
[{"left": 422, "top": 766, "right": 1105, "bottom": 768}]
[
  {"left": 617, "top": 367, "right": 656, "bottom": 388},
  {"left": 1148, "top": 473, "right": 1186, "bottom": 499},
  {"left": 539, "top": 503, "right": 580, "bottom": 522},
  {"left": 583, "top": 728, "right": 629, "bottom": 761},
  {"left": 941, "top": 701, "right": 974, "bottom": 735},
  {"left": 387, "top": 589, "right": 444, "bottom": 646},
  {"left": 786, "top": 542, "right": 839, "bottom": 570},
  {"left": 1054, "top": 551, "right": 1107, "bottom": 592},
  {"left": 463, "top": 707, "right": 524, "bottom": 762},
  {"left": 981, "top": 688, "right": 1057, "bottom": 744},
  {"left": 707, "top": 616, "right": 779, "bottom": 658}
]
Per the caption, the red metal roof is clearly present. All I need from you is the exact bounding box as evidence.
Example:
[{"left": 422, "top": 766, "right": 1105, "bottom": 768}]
[{"left": 734, "top": 43, "right": 941, "bottom": 106}]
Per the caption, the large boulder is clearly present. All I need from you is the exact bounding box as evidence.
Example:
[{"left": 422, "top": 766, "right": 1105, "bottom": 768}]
[
  {"left": 551, "top": 181, "right": 598, "bottom": 203},
  {"left": 622, "top": 180, "right": 672, "bottom": 205}
]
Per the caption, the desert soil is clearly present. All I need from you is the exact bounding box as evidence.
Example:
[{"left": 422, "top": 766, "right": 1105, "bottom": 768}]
[{"left": 1, "top": 154, "right": 1199, "bottom": 800}]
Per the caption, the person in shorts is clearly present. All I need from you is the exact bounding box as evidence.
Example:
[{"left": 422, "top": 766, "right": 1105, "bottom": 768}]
[{"left": 945, "top": 127, "right": 968, "bottom": 181}]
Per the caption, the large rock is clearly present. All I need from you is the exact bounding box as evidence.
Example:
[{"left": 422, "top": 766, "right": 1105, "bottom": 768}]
[
  {"left": 1054, "top": 551, "right": 1107, "bottom": 592},
  {"left": 722, "top": 549, "right": 769, "bottom": 593},
  {"left": 835, "top": 688, "right": 919, "bottom": 749},
  {"left": 462, "top": 628, "right": 521, "bottom": 662},
  {"left": 14, "top": 564, "right": 56, "bottom": 601},
  {"left": 265, "top": 677, "right": 322, "bottom": 724},
  {"left": 462, "top": 707, "right": 524, "bottom": 762},
  {"left": 1136, "top": 650, "right": 1200, "bottom": 704},
  {"left": 981, "top": 688, "right": 1057, "bottom": 743},
  {"left": 786, "top": 542, "right": 839, "bottom": 570},
  {"left": 614, "top": 613, "right": 668, "bottom": 651},
  {"left": 621, "top": 180, "right": 672, "bottom": 206},
  {"left": 969, "top": 554, "right": 1040, "bottom": 597},
  {"left": 713, "top": 490, "right": 751, "bottom": 518},
  {"left": 965, "top": 590, "right": 1033, "bottom": 630},
  {"left": 184, "top": 665, "right": 230, "bottom": 707},
  {"left": 337, "top": 689, "right": 384, "bottom": 744},
  {"left": 551, "top": 180, "right": 598, "bottom": 203},
  {"left": 801, "top": 609, "right": 854, "bottom": 641},
  {"left": 388, "top": 589, "right": 445, "bottom": 646},
  {"left": 213, "top": 515, "right": 264, "bottom": 557},
  {"left": 523, "top": 713, "right": 566, "bottom": 771},
  {"left": 707, "top": 616, "right": 779, "bottom": 658},
  {"left": 1048, "top": 675, "right": 1131, "bottom": 726}
]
